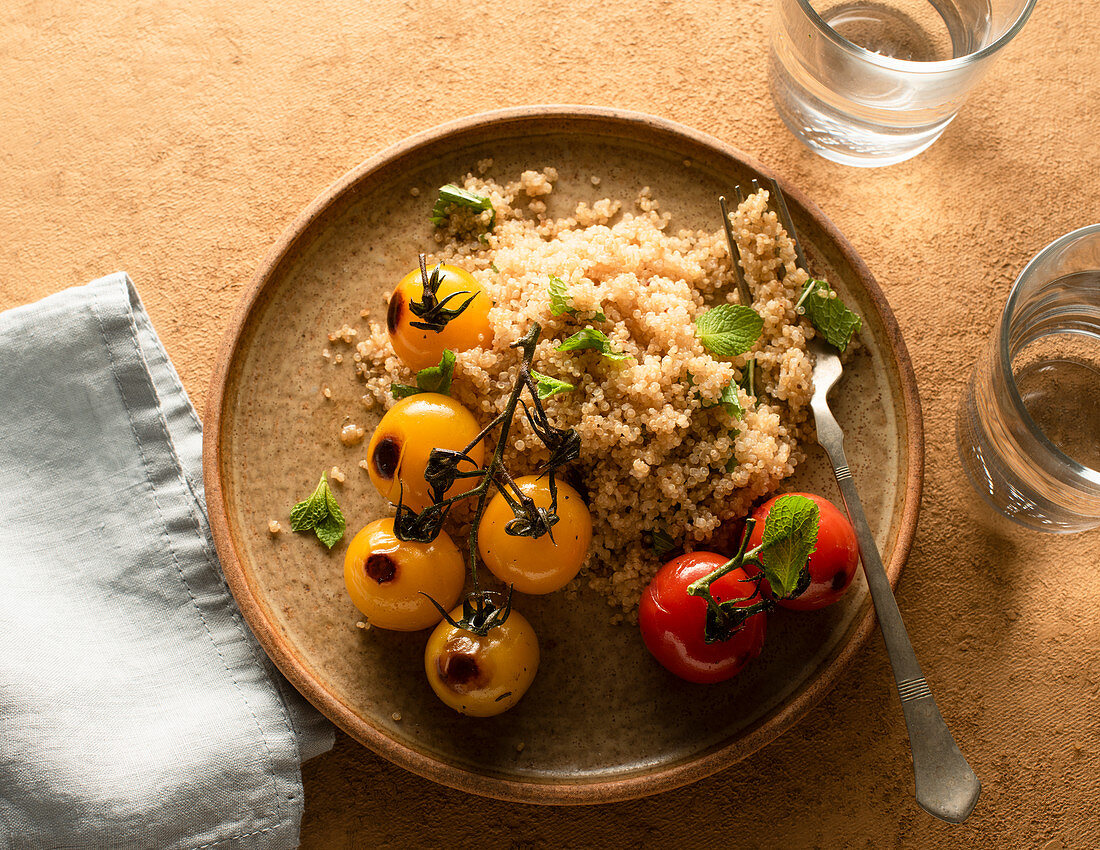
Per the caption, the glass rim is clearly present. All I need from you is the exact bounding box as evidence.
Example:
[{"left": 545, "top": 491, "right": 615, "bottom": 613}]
[
  {"left": 999, "top": 222, "right": 1100, "bottom": 490},
  {"left": 792, "top": 0, "right": 1038, "bottom": 74}
]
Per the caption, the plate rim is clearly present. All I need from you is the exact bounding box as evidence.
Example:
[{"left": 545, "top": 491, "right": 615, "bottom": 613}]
[{"left": 202, "top": 104, "right": 924, "bottom": 805}]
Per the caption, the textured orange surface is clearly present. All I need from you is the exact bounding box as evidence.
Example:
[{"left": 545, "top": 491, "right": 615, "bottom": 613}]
[{"left": 2, "top": 1, "right": 1098, "bottom": 847}]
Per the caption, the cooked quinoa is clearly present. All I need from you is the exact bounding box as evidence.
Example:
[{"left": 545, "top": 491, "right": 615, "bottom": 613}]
[{"left": 352, "top": 166, "right": 826, "bottom": 616}]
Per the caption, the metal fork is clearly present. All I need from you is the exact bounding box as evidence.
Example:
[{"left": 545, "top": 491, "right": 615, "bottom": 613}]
[{"left": 721, "top": 177, "right": 981, "bottom": 824}]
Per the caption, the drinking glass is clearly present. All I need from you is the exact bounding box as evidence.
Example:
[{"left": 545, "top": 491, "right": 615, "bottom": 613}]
[
  {"left": 956, "top": 224, "right": 1100, "bottom": 533},
  {"left": 769, "top": 0, "right": 1036, "bottom": 166}
]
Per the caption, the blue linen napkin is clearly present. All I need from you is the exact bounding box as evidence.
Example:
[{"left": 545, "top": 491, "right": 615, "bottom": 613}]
[{"left": 0, "top": 273, "right": 334, "bottom": 849}]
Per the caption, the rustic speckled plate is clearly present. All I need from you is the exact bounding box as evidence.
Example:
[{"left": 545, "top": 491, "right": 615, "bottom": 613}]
[{"left": 203, "top": 106, "right": 922, "bottom": 804}]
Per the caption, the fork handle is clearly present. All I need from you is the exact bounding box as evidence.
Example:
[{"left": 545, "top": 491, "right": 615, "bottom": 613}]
[{"left": 820, "top": 435, "right": 981, "bottom": 824}]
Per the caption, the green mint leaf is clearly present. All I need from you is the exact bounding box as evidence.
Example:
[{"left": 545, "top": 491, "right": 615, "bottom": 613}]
[
  {"left": 549, "top": 275, "right": 573, "bottom": 316},
  {"left": 802, "top": 279, "right": 862, "bottom": 351},
  {"left": 389, "top": 350, "right": 456, "bottom": 399},
  {"left": 530, "top": 369, "right": 575, "bottom": 399},
  {"left": 556, "top": 328, "right": 630, "bottom": 362},
  {"left": 430, "top": 184, "right": 496, "bottom": 230},
  {"left": 314, "top": 513, "right": 345, "bottom": 550},
  {"left": 289, "top": 475, "right": 327, "bottom": 531},
  {"left": 416, "top": 349, "right": 456, "bottom": 394},
  {"left": 719, "top": 379, "right": 744, "bottom": 420},
  {"left": 315, "top": 484, "right": 346, "bottom": 549},
  {"left": 288, "top": 500, "right": 315, "bottom": 531},
  {"left": 694, "top": 378, "right": 743, "bottom": 419},
  {"left": 758, "top": 494, "right": 820, "bottom": 597},
  {"left": 651, "top": 528, "right": 676, "bottom": 559},
  {"left": 289, "top": 473, "right": 346, "bottom": 549},
  {"left": 549, "top": 275, "right": 606, "bottom": 322},
  {"left": 695, "top": 304, "right": 764, "bottom": 357},
  {"left": 391, "top": 383, "right": 420, "bottom": 399}
]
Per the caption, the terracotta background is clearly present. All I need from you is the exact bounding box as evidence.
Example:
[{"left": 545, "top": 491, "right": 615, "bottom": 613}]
[{"left": 2, "top": 1, "right": 1098, "bottom": 847}]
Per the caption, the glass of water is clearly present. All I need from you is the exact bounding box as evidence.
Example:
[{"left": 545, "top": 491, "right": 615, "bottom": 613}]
[
  {"left": 769, "top": 0, "right": 1036, "bottom": 166},
  {"left": 957, "top": 224, "right": 1100, "bottom": 533}
]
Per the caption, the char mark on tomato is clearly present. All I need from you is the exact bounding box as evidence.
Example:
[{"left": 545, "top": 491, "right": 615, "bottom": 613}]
[
  {"left": 372, "top": 435, "right": 400, "bottom": 480},
  {"left": 831, "top": 570, "right": 848, "bottom": 591},
  {"left": 386, "top": 292, "right": 404, "bottom": 334},
  {"left": 365, "top": 553, "right": 397, "bottom": 584},
  {"left": 437, "top": 638, "right": 488, "bottom": 693}
]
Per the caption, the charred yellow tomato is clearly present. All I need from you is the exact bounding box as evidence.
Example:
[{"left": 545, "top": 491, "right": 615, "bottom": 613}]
[
  {"left": 478, "top": 476, "right": 592, "bottom": 594},
  {"left": 387, "top": 264, "right": 493, "bottom": 372},
  {"left": 424, "top": 608, "right": 539, "bottom": 716},
  {"left": 366, "top": 393, "right": 485, "bottom": 511},
  {"left": 343, "top": 518, "right": 464, "bottom": 631}
]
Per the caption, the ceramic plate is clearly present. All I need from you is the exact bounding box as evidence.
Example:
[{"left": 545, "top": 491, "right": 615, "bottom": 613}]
[{"left": 203, "top": 106, "right": 922, "bottom": 804}]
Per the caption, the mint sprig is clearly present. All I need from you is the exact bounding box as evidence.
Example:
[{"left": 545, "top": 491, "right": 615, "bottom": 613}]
[
  {"left": 800, "top": 279, "right": 861, "bottom": 351},
  {"left": 758, "top": 494, "right": 819, "bottom": 597},
  {"left": 391, "top": 350, "right": 456, "bottom": 399},
  {"left": 548, "top": 275, "right": 572, "bottom": 316},
  {"left": 695, "top": 377, "right": 744, "bottom": 420},
  {"left": 718, "top": 379, "right": 743, "bottom": 420},
  {"left": 430, "top": 184, "right": 496, "bottom": 230},
  {"left": 695, "top": 304, "right": 764, "bottom": 357},
  {"left": 290, "top": 473, "right": 346, "bottom": 550},
  {"left": 530, "top": 369, "right": 575, "bottom": 399},
  {"left": 549, "top": 275, "right": 606, "bottom": 322},
  {"left": 556, "top": 328, "right": 629, "bottom": 362}
]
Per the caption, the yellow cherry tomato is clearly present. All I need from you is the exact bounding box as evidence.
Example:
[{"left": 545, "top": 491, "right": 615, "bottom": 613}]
[
  {"left": 478, "top": 476, "right": 592, "bottom": 594},
  {"left": 343, "top": 518, "right": 465, "bottom": 631},
  {"left": 424, "top": 606, "right": 539, "bottom": 716},
  {"left": 387, "top": 264, "right": 493, "bottom": 372},
  {"left": 366, "top": 393, "right": 485, "bottom": 512}
]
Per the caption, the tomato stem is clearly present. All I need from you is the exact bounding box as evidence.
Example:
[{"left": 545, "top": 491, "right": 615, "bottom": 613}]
[
  {"left": 686, "top": 517, "right": 758, "bottom": 604},
  {"left": 403, "top": 322, "right": 577, "bottom": 634},
  {"left": 685, "top": 518, "right": 774, "bottom": 641},
  {"left": 408, "top": 253, "right": 477, "bottom": 333}
]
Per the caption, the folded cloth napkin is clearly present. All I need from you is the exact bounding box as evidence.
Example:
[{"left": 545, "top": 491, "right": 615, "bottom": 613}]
[{"left": 0, "top": 273, "right": 334, "bottom": 849}]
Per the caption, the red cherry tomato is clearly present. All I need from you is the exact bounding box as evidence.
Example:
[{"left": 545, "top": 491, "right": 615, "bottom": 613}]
[
  {"left": 638, "top": 552, "right": 767, "bottom": 684},
  {"left": 745, "top": 492, "right": 860, "bottom": 611}
]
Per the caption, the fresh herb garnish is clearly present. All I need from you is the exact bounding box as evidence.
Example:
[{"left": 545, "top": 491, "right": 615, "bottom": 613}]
[
  {"left": 684, "top": 493, "right": 821, "bottom": 642},
  {"left": 289, "top": 473, "right": 346, "bottom": 549},
  {"left": 548, "top": 275, "right": 572, "bottom": 316},
  {"left": 430, "top": 184, "right": 496, "bottom": 230},
  {"left": 407, "top": 254, "right": 478, "bottom": 333},
  {"left": 391, "top": 350, "right": 456, "bottom": 399},
  {"left": 548, "top": 275, "right": 606, "bottom": 322},
  {"left": 695, "top": 304, "right": 764, "bottom": 357},
  {"left": 556, "top": 328, "right": 629, "bottom": 361},
  {"left": 718, "top": 379, "right": 743, "bottom": 420},
  {"left": 757, "top": 494, "right": 819, "bottom": 597},
  {"left": 651, "top": 528, "right": 677, "bottom": 559},
  {"left": 490, "top": 262, "right": 500, "bottom": 273},
  {"left": 799, "top": 279, "right": 862, "bottom": 351},
  {"left": 694, "top": 377, "right": 743, "bottom": 420},
  {"left": 530, "top": 369, "right": 575, "bottom": 399}
]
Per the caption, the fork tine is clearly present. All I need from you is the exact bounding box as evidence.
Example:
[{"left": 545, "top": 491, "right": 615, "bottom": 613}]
[
  {"left": 764, "top": 176, "right": 809, "bottom": 272},
  {"left": 718, "top": 195, "right": 754, "bottom": 307}
]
